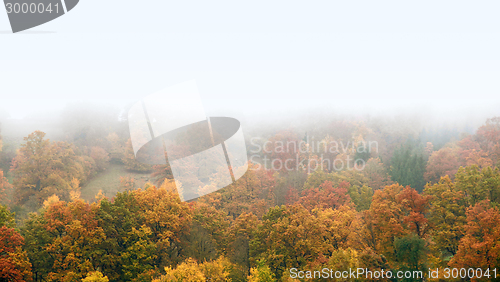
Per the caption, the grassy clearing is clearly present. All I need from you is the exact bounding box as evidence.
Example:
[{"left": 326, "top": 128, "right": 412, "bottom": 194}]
[{"left": 80, "top": 163, "right": 153, "bottom": 202}]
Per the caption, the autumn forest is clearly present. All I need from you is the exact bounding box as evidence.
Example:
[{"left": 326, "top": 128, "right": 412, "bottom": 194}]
[{"left": 1, "top": 108, "right": 500, "bottom": 282}]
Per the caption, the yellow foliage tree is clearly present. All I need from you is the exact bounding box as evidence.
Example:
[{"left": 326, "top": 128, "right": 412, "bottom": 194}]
[
  {"left": 82, "top": 271, "right": 109, "bottom": 282},
  {"left": 154, "top": 257, "right": 233, "bottom": 282}
]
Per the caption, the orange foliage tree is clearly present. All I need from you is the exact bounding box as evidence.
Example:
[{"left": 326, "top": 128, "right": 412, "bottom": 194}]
[
  {"left": 364, "top": 184, "right": 430, "bottom": 260},
  {"left": 450, "top": 200, "right": 500, "bottom": 270}
]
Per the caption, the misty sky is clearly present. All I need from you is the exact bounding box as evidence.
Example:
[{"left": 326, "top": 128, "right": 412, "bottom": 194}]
[{"left": 1, "top": 1, "right": 499, "bottom": 129}]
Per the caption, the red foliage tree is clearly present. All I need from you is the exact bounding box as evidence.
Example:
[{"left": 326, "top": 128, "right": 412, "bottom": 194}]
[
  {"left": 298, "top": 180, "right": 351, "bottom": 211},
  {"left": 0, "top": 226, "right": 32, "bottom": 281},
  {"left": 450, "top": 200, "right": 500, "bottom": 270}
]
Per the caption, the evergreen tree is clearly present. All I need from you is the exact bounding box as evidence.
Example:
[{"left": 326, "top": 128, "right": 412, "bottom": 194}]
[{"left": 389, "top": 139, "right": 427, "bottom": 192}]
